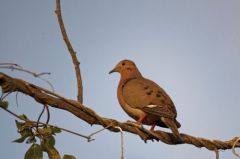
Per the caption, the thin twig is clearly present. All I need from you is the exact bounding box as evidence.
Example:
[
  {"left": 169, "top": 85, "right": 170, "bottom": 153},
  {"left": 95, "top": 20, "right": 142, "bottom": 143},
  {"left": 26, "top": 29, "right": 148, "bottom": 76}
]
[
  {"left": 0, "top": 106, "right": 91, "bottom": 141},
  {"left": 45, "top": 105, "right": 50, "bottom": 125},
  {"left": 56, "top": 126, "right": 90, "bottom": 140},
  {"left": 55, "top": 0, "right": 83, "bottom": 103},
  {"left": 1, "top": 92, "right": 12, "bottom": 100},
  {"left": 2, "top": 106, "right": 24, "bottom": 120},
  {"left": 0, "top": 63, "right": 54, "bottom": 92},
  {"left": 114, "top": 126, "right": 124, "bottom": 159},
  {"left": 37, "top": 76, "right": 55, "bottom": 92},
  {"left": 214, "top": 149, "right": 219, "bottom": 159},
  {"left": 15, "top": 92, "right": 19, "bottom": 107},
  {"left": 0, "top": 65, "right": 50, "bottom": 77},
  {"left": 1, "top": 91, "right": 4, "bottom": 99},
  {"left": 0, "top": 63, "right": 22, "bottom": 68},
  {"left": 232, "top": 137, "right": 240, "bottom": 158},
  {"left": 87, "top": 125, "right": 112, "bottom": 142},
  {"left": 36, "top": 104, "right": 46, "bottom": 131}
]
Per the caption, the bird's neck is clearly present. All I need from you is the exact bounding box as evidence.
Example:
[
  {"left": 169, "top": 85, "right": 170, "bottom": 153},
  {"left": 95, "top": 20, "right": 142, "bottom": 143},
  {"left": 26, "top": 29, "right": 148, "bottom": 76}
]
[{"left": 120, "top": 70, "right": 142, "bottom": 83}]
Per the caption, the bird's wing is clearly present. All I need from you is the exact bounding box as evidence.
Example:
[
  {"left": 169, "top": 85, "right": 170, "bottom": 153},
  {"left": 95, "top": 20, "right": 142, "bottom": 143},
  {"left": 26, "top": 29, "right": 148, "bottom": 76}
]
[{"left": 122, "top": 78, "right": 177, "bottom": 119}]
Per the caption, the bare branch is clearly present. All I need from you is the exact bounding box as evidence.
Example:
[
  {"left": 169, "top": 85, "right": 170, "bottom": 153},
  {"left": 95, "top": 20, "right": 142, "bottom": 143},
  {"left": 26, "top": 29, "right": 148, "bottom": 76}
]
[
  {"left": 55, "top": 0, "right": 83, "bottom": 103},
  {"left": 114, "top": 126, "right": 124, "bottom": 159},
  {"left": 87, "top": 125, "right": 112, "bottom": 141},
  {"left": 0, "top": 63, "right": 54, "bottom": 92},
  {"left": 15, "top": 92, "right": 20, "bottom": 107},
  {"left": 232, "top": 137, "right": 240, "bottom": 158},
  {"left": 214, "top": 149, "right": 219, "bottom": 159},
  {"left": 1, "top": 72, "right": 240, "bottom": 152},
  {"left": 0, "top": 63, "right": 51, "bottom": 77},
  {"left": 36, "top": 104, "right": 47, "bottom": 131},
  {"left": 0, "top": 63, "right": 22, "bottom": 68}
]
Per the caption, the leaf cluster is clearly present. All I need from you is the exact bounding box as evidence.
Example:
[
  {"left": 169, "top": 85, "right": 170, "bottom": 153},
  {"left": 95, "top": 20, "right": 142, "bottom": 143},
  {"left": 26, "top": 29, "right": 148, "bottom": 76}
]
[{"left": 13, "top": 114, "right": 75, "bottom": 159}]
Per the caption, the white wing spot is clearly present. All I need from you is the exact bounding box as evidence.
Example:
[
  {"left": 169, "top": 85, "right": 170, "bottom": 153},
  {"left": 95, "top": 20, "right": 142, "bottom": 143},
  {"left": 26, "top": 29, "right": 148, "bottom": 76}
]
[{"left": 146, "top": 105, "right": 158, "bottom": 108}]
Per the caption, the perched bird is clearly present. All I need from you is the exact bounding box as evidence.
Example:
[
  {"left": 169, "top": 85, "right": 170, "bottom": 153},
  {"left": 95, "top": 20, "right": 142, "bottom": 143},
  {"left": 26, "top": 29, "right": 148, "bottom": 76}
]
[{"left": 109, "top": 59, "right": 181, "bottom": 140}]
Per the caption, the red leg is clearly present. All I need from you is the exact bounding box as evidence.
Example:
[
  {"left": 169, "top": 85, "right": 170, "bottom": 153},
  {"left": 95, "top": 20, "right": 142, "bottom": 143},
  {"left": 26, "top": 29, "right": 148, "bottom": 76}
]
[
  {"left": 137, "top": 114, "right": 147, "bottom": 125},
  {"left": 126, "top": 114, "right": 147, "bottom": 129},
  {"left": 150, "top": 123, "right": 156, "bottom": 131}
]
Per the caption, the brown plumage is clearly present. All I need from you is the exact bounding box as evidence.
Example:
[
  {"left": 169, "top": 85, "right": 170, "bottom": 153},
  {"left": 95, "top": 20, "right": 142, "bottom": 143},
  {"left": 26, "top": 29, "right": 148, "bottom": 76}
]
[{"left": 109, "top": 59, "right": 181, "bottom": 140}]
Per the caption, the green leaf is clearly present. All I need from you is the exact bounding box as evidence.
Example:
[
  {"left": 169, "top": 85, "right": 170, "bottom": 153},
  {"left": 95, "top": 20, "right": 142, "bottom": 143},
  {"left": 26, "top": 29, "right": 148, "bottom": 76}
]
[
  {"left": 15, "top": 120, "right": 34, "bottom": 144},
  {"left": 38, "top": 127, "right": 52, "bottom": 136},
  {"left": 15, "top": 120, "right": 33, "bottom": 133},
  {"left": 51, "top": 126, "right": 61, "bottom": 134},
  {"left": 22, "top": 121, "right": 34, "bottom": 130},
  {"left": 15, "top": 120, "right": 24, "bottom": 129},
  {"left": 24, "top": 144, "right": 43, "bottom": 159},
  {"left": 41, "top": 141, "right": 61, "bottom": 159},
  {"left": 19, "top": 114, "right": 29, "bottom": 120},
  {"left": 13, "top": 136, "right": 27, "bottom": 143},
  {"left": 0, "top": 100, "right": 8, "bottom": 109},
  {"left": 13, "top": 130, "right": 32, "bottom": 143},
  {"left": 63, "top": 155, "right": 76, "bottom": 159},
  {"left": 43, "top": 136, "right": 55, "bottom": 148}
]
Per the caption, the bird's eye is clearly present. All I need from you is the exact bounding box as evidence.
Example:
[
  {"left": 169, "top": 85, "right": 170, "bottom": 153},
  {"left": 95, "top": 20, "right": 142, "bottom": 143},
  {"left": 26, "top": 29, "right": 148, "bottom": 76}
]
[{"left": 122, "top": 62, "right": 125, "bottom": 66}]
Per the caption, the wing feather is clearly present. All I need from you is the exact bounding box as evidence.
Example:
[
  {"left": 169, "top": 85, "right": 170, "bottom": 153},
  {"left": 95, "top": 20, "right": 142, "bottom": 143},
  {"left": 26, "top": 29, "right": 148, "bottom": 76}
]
[{"left": 122, "top": 78, "right": 177, "bottom": 119}]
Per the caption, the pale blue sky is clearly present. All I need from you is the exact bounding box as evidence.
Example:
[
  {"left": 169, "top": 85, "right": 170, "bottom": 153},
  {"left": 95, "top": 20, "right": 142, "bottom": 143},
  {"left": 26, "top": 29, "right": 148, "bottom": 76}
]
[{"left": 1, "top": 0, "right": 240, "bottom": 159}]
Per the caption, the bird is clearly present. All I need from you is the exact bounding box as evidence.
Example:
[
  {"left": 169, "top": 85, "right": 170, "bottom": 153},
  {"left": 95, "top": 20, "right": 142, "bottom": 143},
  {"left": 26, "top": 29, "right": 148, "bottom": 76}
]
[{"left": 109, "top": 59, "right": 181, "bottom": 140}]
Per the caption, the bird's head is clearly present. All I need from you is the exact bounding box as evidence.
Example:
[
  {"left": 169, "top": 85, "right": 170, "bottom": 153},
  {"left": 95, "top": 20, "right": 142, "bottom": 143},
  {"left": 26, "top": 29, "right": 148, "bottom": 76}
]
[{"left": 109, "top": 59, "right": 142, "bottom": 79}]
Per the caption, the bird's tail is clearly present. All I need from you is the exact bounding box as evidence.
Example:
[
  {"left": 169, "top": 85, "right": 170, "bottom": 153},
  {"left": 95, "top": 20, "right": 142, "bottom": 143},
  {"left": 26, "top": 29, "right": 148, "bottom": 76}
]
[
  {"left": 175, "top": 119, "right": 181, "bottom": 128},
  {"left": 161, "top": 117, "right": 182, "bottom": 141}
]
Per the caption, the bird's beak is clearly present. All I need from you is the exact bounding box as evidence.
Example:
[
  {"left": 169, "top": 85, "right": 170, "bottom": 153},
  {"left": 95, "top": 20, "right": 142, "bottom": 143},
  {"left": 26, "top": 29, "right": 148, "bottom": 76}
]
[
  {"left": 109, "top": 68, "right": 117, "bottom": 74},
  {"left": 109, "top": 66, "right": 119, "bottom": 74}
]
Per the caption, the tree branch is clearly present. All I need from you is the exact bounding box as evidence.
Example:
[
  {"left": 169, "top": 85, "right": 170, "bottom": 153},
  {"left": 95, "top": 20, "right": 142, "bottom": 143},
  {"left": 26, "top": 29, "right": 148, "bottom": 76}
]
[
  {"left": 0, "top": 63, "right": 54, "bottom": 92},
  {"left": 0, "top": 72, "right": 239, "bottom": 152},
  {"left": 55, "top": 0, "right": 83, "bottom": 103}
]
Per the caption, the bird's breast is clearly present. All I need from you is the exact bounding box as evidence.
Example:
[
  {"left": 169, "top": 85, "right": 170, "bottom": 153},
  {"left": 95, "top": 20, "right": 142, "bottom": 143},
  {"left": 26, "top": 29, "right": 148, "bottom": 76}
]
[{"left": 117, "top": 82, "right": 145, "bottom": 120}]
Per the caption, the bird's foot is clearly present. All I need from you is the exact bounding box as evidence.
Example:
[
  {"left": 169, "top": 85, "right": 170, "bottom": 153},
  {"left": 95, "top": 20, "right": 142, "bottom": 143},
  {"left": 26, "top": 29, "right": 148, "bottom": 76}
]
[
  {"left": 126, "top": 120, "right": 143, "bottom": 129},
  {"left": 149, "top": 124, "right": 156, "bottom": 131}
]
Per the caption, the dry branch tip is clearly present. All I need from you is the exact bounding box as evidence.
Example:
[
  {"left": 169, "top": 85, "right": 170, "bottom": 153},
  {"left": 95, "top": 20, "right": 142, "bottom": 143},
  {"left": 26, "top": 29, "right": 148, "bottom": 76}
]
[{"left": 232, "top": 137, "right": 240, "bottom": 158}]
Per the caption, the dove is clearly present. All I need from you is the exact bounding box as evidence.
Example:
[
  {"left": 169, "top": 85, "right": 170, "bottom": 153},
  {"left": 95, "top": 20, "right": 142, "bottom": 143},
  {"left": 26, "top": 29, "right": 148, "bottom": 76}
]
[{"left": 109, "top": 59, "right": 181, "bottom": 140}]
